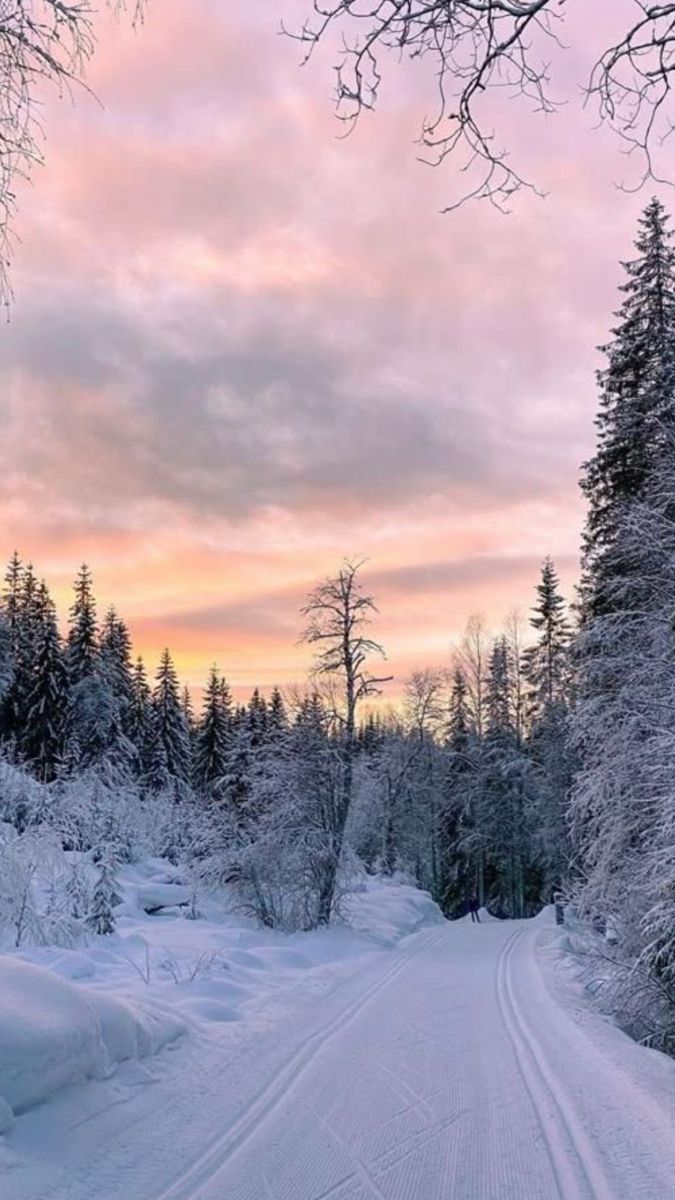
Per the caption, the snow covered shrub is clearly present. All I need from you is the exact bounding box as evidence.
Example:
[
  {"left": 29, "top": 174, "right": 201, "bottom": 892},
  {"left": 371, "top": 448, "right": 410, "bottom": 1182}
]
[
  {"left": 0, "top": 758, "right": 46, "bottom": 832},
  {"left": 87, "top": 847, "right": 122, "bottom": 936},
  {"left": 0, "top": 825, "right": 79, "bottom": 947}
]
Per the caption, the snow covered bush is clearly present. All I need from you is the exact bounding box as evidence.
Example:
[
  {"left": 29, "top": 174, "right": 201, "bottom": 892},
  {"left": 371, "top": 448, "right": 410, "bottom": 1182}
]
[{"left": 0, "top": 825, "right": 79, "bottom": 947}]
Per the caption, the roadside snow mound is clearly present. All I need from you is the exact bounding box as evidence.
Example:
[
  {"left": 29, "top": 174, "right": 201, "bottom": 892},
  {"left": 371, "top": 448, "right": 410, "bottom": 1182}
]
[
  {"left": 343, "top": 877, "right": 445, "bottom": 945},
  {"left": 0, "top": 956, "right": 184, "bottom": 1120}
]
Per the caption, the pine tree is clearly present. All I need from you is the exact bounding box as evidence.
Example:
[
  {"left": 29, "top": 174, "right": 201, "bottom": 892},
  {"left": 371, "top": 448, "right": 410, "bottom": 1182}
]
[
  {"left": 523, "top": 560, "right": 574, "bottom": 894},
  {"left": 67, "top": 564, "right": 99, "bottom": 684},
  {"left": 479, "top": 638, "right": 537, "bottom": 917},
  {"left": 87, "top": 849, "right": 122, "bottom": 935},
  {"left": 0, "top": 552, "right": 21, "bottom": 742},
  {"left": 22, "top": 582, "right": 67, "bottom": 780},
  {"left": 448, "top": 667, "right": 471, "bottom": 755},
  {"left": 99, "top": 608, "right": 135, "bottom": 732},
  {"left": 572, "top": 203, "right": 675, "bottom": 970},
  {"left": 2, "top": 551, "right": 23, "bottom": 639},
  {"left": 193, "top": 666, "right": 230, "bottom": 796},
  {"left": 11, "top": 562, "right": 41, "bottom": 738},
  {"left": 581, "top": 197, "right": 675, "bottom": 617},
  {"left": 128, "top": 656, "right": 151, "bottom": 771},
  {"left": 218, "top": 707, "right": 254, "bottom": 813},
  {"left": 147, "top": 649, "right": 192, "bottom": 794},
  {"left": 65, "top": 571, "right": 133, "bottom": 774},
  {"left": 0, "top": 613, "right": 13, "bottom": 711},
  {"left": 181, "top": 685, "right": 194, "bottom": 731},
  {"left": 247, "top": 688, "right": 268, "bottom": 746},
  {"left": 524, "top": 558, "right": 571, "bottom": 719},
  {"left": 268, "top": 686, "right": 287, "bottom": 734}
]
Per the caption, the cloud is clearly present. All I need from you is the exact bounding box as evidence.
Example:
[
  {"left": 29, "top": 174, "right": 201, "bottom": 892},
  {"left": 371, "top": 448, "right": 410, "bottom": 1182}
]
[{"left": 0, "top": 0, "right": 650, "bottom": 690}]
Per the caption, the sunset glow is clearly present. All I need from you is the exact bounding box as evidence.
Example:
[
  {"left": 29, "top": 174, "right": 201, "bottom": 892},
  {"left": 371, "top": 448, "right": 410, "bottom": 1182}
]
[{"left": 1, "top": 0, "right": 653, "bottom": 699}]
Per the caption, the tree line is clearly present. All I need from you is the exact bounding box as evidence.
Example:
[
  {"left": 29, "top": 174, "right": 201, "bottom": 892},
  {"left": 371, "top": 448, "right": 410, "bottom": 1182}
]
[{"left": 0, "top": 541, "right": 573, "bottom": 938}]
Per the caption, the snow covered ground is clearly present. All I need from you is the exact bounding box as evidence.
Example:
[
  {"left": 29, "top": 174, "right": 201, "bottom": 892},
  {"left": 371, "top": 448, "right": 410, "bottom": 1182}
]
[{"left": 2, "top": 871, "right": 675, "bottom": 1199}]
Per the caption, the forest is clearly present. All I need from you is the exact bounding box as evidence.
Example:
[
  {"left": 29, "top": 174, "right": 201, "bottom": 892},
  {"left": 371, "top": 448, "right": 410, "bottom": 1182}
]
[{"left": 2, "top": 197, "right": 675, "bottom": 1046}]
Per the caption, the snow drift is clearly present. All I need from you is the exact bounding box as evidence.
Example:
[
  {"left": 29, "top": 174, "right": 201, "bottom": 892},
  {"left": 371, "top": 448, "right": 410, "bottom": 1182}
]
[{"left": 0, "top": 955, "right": 184, "bottom": 1123}]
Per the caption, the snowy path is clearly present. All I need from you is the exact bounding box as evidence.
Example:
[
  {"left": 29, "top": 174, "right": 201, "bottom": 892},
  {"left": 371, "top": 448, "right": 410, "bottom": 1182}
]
[{"left": 6, "top": 917, "right": 675, "bottom": 1200}]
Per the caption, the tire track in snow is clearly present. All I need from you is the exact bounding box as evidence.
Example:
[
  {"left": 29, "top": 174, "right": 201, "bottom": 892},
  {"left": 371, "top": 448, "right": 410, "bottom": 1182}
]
[
  {"left": 496, "top": 928, "right": 613, "bottom": 1200},
  {"left": 154, "top": 927, "right": 446, "bottom": 1200}
]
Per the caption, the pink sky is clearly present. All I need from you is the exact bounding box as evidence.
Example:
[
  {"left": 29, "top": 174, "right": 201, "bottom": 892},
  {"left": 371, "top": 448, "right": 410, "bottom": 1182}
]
[{"left": 0, "top": 0, "right": 663, "bottom": 700}]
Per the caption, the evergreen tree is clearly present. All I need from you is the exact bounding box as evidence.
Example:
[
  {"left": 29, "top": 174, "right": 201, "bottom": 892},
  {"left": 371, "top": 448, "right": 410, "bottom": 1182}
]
[
  {"left": 0, "top": 613, "right": 13, "bottom": 711},
  {"left": 523, "top": 557, "right": 571, "bottom": 719},
  {"left": 247, "top": 687, "right": 268, "bottom": 746},
  {"left": 99, "top": 608, "right": 135, "bottom": 732},
  {"left": 0, "top": 552, "right": 21, "bottom": 742},
  {"left": 193, "top": 666, "right": 230, "bottom": 796},
  {"left": 218, "top": 708, "right": 254, "bottom": 814},
  {"left": 87, "top": 849, "right": 122, "bottom": 935},
  {"left": 22, "top": 582, "right": 67, "bottom": 780},
  {"left": 2, "top": 551, "right": 23, "bottom": 639},
  {"left": 581, "top": 197, "right": 675, "bottom": 617},
  {"left": 10, "top": 562, "right": 41, "bottom": 739},
  {"left": 128, "top": 656, "right": 151, "bottom": 771},
  {"left": 147, "top": 649, "right": 192, "bottom": 794},
  {"left": 573, "top": 203, "right": 675, "bottom": 977},
  {"left": 268, "top": 686, "right": 287, "bottom": 734},
  {"left": 479, "top": 638, "right": 537, "bottom": 917},
  {"left": 523, "top": 560, "right": 574, "bottom": 894},
  {"left": 67, "top": 564, "right": 99, "bottom": 683},
  {"left": 448, "top": 667, "right": 472, "bottom": 755},
  {"left": 181, "top": 685, "right": 194, "bottom": 732}
]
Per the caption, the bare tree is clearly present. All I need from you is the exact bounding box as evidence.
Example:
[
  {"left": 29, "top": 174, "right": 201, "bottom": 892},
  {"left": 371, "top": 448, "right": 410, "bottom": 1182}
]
[
  {"left": 403, "top": 668, "right": 447, "bottom": 740},
  {"left": 294, "top": 1, "right": 675, "bottom": 208},
  {"left": 302, "top": 559, "right": 391, "bottom": 921}
]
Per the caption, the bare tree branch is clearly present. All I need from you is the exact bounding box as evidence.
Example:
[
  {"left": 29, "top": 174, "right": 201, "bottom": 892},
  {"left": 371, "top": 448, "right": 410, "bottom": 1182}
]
[
  {"left": 292, "top": 1, "right": 675, "bottom": 209},
  {"left": 0, "top": 0, "right": 144, "bottom": 310}
]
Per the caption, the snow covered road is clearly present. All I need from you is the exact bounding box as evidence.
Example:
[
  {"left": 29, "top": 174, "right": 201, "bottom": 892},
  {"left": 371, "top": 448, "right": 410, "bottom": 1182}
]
[
  {"left": 154, "top": 919, "right": 675, "bottom": 1200},
  {"left": 6, "top": 915, "right": 675, "bottom": 1200}
]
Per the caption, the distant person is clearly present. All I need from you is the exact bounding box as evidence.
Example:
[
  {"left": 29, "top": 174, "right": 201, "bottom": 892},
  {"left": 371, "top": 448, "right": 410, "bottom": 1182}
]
[{"left": 468, "top": 895, "right": 480, "bottom": 923}]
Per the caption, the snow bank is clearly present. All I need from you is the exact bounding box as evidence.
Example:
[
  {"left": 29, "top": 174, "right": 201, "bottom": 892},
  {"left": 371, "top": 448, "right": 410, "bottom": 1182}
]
[
  {"left": 0, "top": 956, "right": 184, "bottom": 1120},
  {"left": 342, "top": 877, "right": 445, "bottom": 945}
]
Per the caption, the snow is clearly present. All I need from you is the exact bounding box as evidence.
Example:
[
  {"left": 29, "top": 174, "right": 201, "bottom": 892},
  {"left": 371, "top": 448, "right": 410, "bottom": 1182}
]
[
  {"left": 4, "top": 873, "right": 675, "bottom": 1200},
  {"left": 132, "top": 883, "right": 192, "bottom": 913},
  {"left": 0, "top": 955, "right": 184, "bottom": 1118},
  {"left": 0, "top": 866, "right": 443, "bottom": 1138}
]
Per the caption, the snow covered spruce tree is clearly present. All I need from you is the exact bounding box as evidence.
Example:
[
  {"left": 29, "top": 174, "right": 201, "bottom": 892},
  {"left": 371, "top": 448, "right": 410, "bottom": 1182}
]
[
  {"left": 128, "top": 656, "right": 152, "bottom": 776},
  {"left": 64, "top": 566, "right": 131, "bottom": 775},
  {"left": 523, "top": 558, "right": 574, "bottom": 896},
  {"left": 581, "top": 198, "right": 675, "bottom": 619},
  {"left": 147, "top": 649, "right": 192, "bottom": 797},
  {"left": 22, "top": 582, "right": 67, "bottom": 781},
  {"left": 145, "top": 649, "right": 193, "bottom": 858},
  {"left": 443, "top": 665, "right": 482, "bottom": 913},
  {"left": 193, "top": 666, "right": 231, "bottom": 800},
  {"left": 478, "top": 636, "right": 538, "bottom": 917},
  {"left": 571, "top": 200, "right": 675, "bottom": 1033},
  {"left": 87, "top": 847, "right": 122, "bottom": 936}
]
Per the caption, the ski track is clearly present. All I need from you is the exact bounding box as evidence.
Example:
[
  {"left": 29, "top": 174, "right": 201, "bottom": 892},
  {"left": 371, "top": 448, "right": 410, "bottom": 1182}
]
[
  {"left": 7, "top": 917, "right": 675, "bottom": 1200},
  {"left": 495, "top": 929, "right": 610, "bottom": 1200},
  {"left": 155, "top": 927, "right": 446, "bottom": 1200}
]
